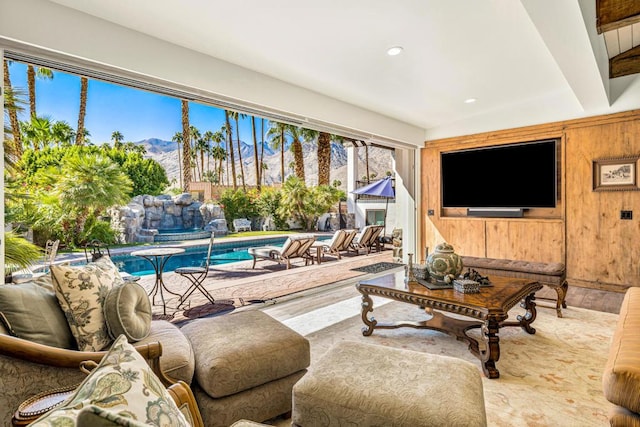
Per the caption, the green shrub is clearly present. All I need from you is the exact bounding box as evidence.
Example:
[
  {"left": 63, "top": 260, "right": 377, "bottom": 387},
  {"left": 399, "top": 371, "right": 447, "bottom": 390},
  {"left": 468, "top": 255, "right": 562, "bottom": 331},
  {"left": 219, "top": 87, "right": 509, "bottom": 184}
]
[
  {"left": 217, "top": 189, "right": 259, "bottom": 227},
  {"left": 255, "top": 187, "right": 288, "bottom": 230},
  {"left": 81, "top": 216, "right": 117, "bottom": 246}
]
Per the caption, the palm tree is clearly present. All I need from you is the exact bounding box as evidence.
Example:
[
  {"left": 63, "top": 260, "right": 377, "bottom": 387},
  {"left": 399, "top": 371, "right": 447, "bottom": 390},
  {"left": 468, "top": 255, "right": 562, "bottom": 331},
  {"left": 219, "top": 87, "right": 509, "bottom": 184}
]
[
  {"left": 208, "top": 130, "right": 225, "bottom": 185},
  {"left": 21, "top": 116, "right": 53, "bottom": 151},
  {"left": 123, "top": 141, "right": 138, "bottom": 153},
  {"left": 260, "top": 118, "right": 266, "bottom": 186},
  {"left": 208, "top": 130, "right": 226, "bottom": 185},
  {"left": 202, "top": 130, "right": 215, "bottom": 175},
  {"left": 267, "top": 121, "right": 287, "bottom": 183},
  {"left": 172, "top": 131, "right": 183, "bottom": 189},
  {"left": 76, "top": 76, "right": 88, "bottom": 145},
  {"left": 261, "top": 162, "right": 268, "bottom": 186},
  {"left": 181, "top": 100, "right": 192, "bottom": 192},
  {"left": 224, "top": 111, "right": 237, "bottom": 189},
  {"left": 3, "top": 60, "right": 23, "bottom": 156},
  {"left": 285, "top": 125, "right": 306, "bottom": 183},
  {"left": 251, "top": 116, "right": 261, "bottom": 189},
  {"left": 230, "top": 111, "right": 247, "bottom": 190},
  {"left": 189, "top": 125, "right": 202, "bottom": 180},
  {"left": 27, "top": 65, "right": 53, "bottom": 119},
  {"left": 364, "top": 143, "right": 370, "bottom": 183},
  {"left": 111, "top": 131, "right": 124, "bottom": 149},
  {"left": 190, "top": 149, "right": 199, "bottom": 181},
  {"left": 317, "top": 132, "right": 333, "bottom": 186},
  {"left": 54, "top": 153, "right": 132, "bottom": 241},
  {"left": 51, "top": 121, "right": 75, "bottom": 147},
  {"left": 4, "top": 230, "right": 43, "bottom": 276}
]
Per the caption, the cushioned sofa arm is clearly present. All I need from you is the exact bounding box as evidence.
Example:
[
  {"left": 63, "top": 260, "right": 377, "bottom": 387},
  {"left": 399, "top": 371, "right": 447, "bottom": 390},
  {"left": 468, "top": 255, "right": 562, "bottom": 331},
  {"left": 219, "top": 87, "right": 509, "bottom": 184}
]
[{"left": 0, "top": 333, "right": 168, "bottom": 382}]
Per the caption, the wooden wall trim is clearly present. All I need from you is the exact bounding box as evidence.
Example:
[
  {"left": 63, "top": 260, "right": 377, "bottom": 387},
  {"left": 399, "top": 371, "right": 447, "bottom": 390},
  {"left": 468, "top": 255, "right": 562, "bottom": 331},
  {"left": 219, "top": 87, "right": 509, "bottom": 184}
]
[{"left": 569, "top": 278, "right": 630, "bottom": 293}]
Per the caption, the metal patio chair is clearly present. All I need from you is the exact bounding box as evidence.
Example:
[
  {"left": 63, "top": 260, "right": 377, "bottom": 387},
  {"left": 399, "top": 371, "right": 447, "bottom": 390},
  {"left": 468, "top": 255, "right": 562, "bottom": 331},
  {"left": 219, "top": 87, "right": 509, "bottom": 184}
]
[
  {"left": 11, "top": 239, "right": 60, "bottom": 283},
  {"left": 84, "top": 239, "right": 111, "bottom": 262},
  {"left": 84, "top": 240, "right": 140, "bottom": 283},
  {"left": 175, "top": 231, "right": 216, "bottom": 308}
]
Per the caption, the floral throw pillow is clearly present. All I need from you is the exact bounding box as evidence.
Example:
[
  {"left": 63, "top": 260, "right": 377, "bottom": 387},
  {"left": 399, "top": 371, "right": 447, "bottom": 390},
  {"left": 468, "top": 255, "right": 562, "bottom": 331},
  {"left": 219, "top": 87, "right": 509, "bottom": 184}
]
[
  {"left": 51, "top": 256, "right": 124, "bottom": 351},
  {"left": 30, "top": 334, "right": 190, "bottom": 427}
]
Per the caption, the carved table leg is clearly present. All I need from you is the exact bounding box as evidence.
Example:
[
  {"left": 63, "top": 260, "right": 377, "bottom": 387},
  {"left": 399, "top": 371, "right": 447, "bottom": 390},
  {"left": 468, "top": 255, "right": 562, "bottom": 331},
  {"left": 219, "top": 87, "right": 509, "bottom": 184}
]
[
  {"left": 359, "top": 291, "right": 377, "bottom": 336},
  {"left": 517, "top": 292, "right": 538, "bottom": 334},
  {"left": 480, "top": 319, "right": 501, "bottom": 379}
]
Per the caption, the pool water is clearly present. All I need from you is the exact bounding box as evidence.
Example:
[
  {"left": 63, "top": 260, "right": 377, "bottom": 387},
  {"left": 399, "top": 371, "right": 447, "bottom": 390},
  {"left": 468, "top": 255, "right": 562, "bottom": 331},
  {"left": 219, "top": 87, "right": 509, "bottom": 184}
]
[{"left": 112, "top": 236, "right": 329, "bottom": 276}]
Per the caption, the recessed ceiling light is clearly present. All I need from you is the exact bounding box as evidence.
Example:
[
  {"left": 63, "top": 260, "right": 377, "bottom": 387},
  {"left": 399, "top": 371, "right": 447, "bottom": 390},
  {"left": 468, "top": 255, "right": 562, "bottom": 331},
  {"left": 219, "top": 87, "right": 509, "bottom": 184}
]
[
  {"left": 386, "top": 46, "right": 403, "bottom": 56},
  {"left": 464, "top": 98, "right": 477, "bottom": 104}
]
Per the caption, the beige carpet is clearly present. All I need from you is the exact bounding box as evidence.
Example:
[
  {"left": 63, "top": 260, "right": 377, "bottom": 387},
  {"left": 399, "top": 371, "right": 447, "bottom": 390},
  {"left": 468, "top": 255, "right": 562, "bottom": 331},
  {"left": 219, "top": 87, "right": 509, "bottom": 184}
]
[{"left": 288, "top": 301, "right": 617, "bottom": 426}]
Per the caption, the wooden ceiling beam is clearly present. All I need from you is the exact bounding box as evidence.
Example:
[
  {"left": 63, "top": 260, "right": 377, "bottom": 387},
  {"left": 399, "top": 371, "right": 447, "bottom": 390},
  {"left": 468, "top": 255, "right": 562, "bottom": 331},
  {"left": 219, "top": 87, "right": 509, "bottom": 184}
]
[
  {"left": 596, "top": 0, "right": 640, "bottom": 33},
  {"left": 610, "top": 44, "right": 640, "bottom": 78}
]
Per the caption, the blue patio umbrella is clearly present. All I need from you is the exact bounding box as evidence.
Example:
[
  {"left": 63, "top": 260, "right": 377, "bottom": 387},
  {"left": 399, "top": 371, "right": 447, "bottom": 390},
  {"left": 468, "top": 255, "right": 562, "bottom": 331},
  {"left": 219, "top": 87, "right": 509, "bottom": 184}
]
[{"left": 351, "top": 176, "right": 395, "bottom": 235}]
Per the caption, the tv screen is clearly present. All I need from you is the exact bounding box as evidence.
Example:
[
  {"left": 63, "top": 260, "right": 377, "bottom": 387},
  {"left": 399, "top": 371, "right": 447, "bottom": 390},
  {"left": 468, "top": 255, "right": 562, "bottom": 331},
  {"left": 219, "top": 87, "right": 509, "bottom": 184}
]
[{"left": 441, "top": 140, "right": 557, "bottom": 209}]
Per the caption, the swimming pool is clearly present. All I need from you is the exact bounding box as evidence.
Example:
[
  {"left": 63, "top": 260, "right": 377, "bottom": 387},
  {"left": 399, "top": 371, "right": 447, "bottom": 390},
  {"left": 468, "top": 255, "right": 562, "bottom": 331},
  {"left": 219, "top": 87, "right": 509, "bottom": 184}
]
[{"left": 111, "top": 235, "right": 329, "bottom": 276}]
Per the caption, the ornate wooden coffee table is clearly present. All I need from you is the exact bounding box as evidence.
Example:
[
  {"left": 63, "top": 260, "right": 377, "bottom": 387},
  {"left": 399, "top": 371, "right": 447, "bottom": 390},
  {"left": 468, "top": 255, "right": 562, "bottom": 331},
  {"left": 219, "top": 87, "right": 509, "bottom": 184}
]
[{"left": 356, "top": 271, "right": 543, "bottom": 379}]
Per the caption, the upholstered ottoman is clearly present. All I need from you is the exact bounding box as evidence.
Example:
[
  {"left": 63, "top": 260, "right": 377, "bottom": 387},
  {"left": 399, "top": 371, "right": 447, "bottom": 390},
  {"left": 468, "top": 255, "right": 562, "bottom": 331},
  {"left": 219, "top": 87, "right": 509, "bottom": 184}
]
[
  {"left": 180, "top": 310, "right": 310, "bottom": 427},
  {"left": 292, "top": 341, "right": 487, "bottom": 427}
]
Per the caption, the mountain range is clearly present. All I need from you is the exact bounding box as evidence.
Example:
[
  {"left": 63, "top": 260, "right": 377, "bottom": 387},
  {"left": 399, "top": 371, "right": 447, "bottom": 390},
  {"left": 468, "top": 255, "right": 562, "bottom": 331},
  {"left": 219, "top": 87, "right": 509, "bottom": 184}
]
[{"left": 139, "top": 138, "right": 394, "bottom": 190}]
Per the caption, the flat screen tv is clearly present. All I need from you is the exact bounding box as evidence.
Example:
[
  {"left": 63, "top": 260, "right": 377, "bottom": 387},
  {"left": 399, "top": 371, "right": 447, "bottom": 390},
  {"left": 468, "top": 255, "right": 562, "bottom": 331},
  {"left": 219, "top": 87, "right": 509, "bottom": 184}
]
[{"left": 441, "top": 139, "right": 558, "bottom": 212}]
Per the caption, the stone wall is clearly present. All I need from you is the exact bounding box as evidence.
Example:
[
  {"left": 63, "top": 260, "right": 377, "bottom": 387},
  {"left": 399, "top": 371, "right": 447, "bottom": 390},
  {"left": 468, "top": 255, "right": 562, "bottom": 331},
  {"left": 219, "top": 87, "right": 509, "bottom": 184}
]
[{"left": 110, "top": 193, "right": 226, "bottom": 243}]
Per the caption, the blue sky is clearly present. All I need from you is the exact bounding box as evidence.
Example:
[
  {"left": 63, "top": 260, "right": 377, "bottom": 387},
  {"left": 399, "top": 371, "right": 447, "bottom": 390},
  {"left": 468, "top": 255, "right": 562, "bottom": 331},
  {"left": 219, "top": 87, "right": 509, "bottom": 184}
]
[{"left": 7, "top": 61, "right": 267, "bottom": 145}]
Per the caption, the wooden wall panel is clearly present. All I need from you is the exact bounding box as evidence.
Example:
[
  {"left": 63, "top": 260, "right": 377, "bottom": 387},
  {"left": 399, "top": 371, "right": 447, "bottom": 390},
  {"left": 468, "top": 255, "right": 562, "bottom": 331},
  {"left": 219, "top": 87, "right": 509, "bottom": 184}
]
[
  {"left": 423, "top": 218, "right": 486, "bottom": 260},
  {"left": 484, "top": 220, "right": 564, "bottom": 262},
  {"left": 564, "top": 120, "right": 640, "bottom": 289},
  {"left": 421, "top": 109, "right": 640, "bottom": 292}
]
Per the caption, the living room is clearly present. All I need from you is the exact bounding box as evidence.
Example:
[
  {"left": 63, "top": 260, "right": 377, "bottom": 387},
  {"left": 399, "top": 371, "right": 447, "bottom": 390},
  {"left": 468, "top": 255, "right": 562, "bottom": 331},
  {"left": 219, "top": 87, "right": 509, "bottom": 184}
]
[{"left": 2, "top": 1, "right": 640, "bottom": 426}]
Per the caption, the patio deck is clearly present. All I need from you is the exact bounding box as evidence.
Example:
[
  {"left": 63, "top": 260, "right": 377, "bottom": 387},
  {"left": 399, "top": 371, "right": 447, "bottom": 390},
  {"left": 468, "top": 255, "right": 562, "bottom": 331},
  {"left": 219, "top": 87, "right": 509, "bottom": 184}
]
[{"left": 128, "top": 236, "right": 398, "bottom": 323}]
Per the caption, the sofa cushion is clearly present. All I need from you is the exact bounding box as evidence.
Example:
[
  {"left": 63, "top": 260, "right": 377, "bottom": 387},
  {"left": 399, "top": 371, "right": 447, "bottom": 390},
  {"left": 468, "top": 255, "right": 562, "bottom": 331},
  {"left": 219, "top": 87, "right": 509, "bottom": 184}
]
[
  {"left": 29, "top": 334, "right": 189, "bottom": 427},
  {"left": 292, "top": 340, "right": 487, "bottom": 427},
  {"left": 181, "top": 310, "right": 310, "bottom": 398},
  {"left": 603, "top": 287, "right": 640, "bottom": 415},
  {"left": 76, "top": 405, "right": 151, "bottom": 426},
  {"left": 138, "top": 320, "right": 195, "bottom": 384},
  {"left": 0, "top": 281, "right": 75, "bottom": 349},
  {"left": 104, "top": 281, "right": 152, "bottom": 342},
  {"left": 51, "top": 256, "right": 123, "bottom": 351}
]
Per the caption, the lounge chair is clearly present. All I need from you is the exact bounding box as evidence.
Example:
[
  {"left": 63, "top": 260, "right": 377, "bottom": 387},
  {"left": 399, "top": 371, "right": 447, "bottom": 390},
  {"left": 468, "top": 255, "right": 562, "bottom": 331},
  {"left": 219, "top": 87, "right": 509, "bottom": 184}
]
[
  {"left": 248, "top": 234, "right": 316, "bottom": 269},
  {"left": 312, "top": 229, "right": 358, "bottom": 261},
  {"left": 339, "top": 229, "right": 359, "bottom": 253},
  {"left": 349, "top": 225, "right": 384, "bottom": 255}
]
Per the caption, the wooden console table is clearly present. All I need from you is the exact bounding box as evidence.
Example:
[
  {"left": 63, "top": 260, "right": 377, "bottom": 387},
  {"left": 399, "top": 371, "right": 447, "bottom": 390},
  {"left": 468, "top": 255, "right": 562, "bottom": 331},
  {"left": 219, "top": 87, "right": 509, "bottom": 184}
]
[{"left": 356, "top": 271, "right": 543, "bottom": 378}]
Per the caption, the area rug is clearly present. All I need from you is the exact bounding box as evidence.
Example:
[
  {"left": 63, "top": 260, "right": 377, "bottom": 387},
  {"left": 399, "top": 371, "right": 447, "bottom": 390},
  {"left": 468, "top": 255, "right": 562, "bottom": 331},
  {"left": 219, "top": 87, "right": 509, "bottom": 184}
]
[
  {"left": 181, "top": 299, "right": 235, "bottom": 320},
  {"left": 351, "top": 262, "right": 404, "bottom": 274},
  {"left": 151, "top": 299, "right": 236, "bottom": 324},
  {"left": 296, "top": 301, "right": 617, "bottom": 426}
]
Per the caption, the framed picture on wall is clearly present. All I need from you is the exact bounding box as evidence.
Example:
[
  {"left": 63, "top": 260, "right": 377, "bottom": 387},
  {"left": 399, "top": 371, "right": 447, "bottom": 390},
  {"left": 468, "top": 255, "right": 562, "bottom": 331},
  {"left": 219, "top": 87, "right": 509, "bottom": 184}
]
[{"left": 593, "top": 156, "right": 640, "bottom": 191}]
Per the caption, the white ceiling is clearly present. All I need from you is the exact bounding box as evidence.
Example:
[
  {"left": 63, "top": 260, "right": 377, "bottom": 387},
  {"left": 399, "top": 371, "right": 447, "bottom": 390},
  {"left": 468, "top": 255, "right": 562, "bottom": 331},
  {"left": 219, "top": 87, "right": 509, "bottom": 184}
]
[{"left": 43, "top": 0, "right": 640, "bottom": 139}]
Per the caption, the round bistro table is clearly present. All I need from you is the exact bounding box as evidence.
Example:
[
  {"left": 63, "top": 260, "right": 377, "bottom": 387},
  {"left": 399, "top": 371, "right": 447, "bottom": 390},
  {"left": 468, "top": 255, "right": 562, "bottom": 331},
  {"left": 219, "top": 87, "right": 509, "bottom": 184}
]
[{"left": 131, "top": 247, "right": 185, "bottom": 315}]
